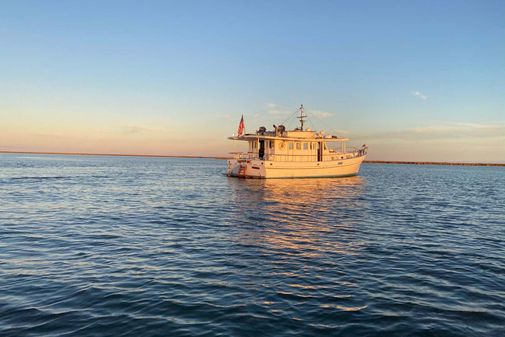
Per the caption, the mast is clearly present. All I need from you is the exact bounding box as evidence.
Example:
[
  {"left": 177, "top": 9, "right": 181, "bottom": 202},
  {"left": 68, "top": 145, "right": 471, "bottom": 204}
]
[{"left": 297, "top": 104, "right": 307, "bottom": 131}]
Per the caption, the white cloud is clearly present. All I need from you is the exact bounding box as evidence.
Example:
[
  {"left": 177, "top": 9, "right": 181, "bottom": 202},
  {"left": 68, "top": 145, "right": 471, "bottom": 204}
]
[
  {"left": 330, "top": 129, "right": 351, "bottom": 135},
  {"left": 356, "top": 122, "right": 505, "bottom": 141},
  {"left": 266, "top": 103, "right": 334, "bottom": 120},
  {"left": 121, "top": 124, "right": 170, "bottom": 135},
  {"left": 411, "top": 90, "right": 428, "bottom": 100},
  {"left": 266, "top": 102, "right": 291, "bottom": 116},
  {"left": 217, "top": 114, "right": 232, "bottom": 120},
  {"left": 355, "top": 122, "right": 505, "bottom": 163},
  {"left": 310, "top": 110, "right": 333, "bottom": 119},
  {"left": 409, "top": 122, "right": 504, "bottom": 135}
]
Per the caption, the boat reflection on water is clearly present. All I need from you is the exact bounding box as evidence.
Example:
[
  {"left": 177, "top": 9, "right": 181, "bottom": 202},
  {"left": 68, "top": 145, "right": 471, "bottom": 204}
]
[
  {"left": 226, "top": 176, "right": 370, "bottom": 312},
  {"left": 227, "top": 176, "right": 365, "bottom": 203},
  {"left": 226, "top": 176, "right": 367, "bottom": 258}
]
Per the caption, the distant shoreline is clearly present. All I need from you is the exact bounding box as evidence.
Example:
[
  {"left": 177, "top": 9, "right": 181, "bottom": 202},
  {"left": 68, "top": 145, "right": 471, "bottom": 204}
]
[
  {"left": 0, "top": 150, "right": 229, "bottom": 160},
  {"left": 363, "top": 160, "right": 504, "bottom": 167},
  {"left": 1, "top": 150, "right": 504, "bottom": 167}
]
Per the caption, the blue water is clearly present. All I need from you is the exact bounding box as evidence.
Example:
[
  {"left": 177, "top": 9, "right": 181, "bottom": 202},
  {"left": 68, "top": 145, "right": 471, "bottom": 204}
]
[{"left": 1, "top": 154, "right": 504, "bottom": 337}]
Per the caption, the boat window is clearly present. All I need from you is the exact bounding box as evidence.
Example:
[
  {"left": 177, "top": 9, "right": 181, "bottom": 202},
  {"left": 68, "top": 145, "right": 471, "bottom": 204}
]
[
  {"left": 323, "top": 143, "right": 327, "bottom": 150},
  {"left": 303, "top": 143, "right": 308, "bottom": 150},
  {"left": 296, "top": 143, "right": 301, "bottom": 150},
  {"left": 269, "top": 141, "right": 273, "bottom": 149},
  {"left": 288, "top": 142, "right": 293, "bottom": 150}
]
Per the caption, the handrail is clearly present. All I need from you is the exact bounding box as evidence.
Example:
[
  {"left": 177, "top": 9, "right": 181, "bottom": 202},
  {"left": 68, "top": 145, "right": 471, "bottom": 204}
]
[{"left": 230, "top": 149, "right": 367, "bottom": 162}]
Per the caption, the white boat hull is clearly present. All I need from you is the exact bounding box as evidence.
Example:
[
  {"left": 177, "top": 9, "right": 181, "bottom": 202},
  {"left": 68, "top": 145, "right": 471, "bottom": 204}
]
[{"left": 226, "top": 155, "right": 366, "bottom": 179}]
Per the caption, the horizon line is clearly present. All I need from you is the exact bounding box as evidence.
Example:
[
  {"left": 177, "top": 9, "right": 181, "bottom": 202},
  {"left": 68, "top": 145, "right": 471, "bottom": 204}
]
[{"left": 1, "top": 150, "right": 504, "bottom": 167}]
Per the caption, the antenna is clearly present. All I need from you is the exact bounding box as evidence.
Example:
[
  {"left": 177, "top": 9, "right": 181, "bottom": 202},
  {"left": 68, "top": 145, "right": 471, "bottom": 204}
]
[{"left": 297, "top": 104, "right": 307, "bottom": 131}]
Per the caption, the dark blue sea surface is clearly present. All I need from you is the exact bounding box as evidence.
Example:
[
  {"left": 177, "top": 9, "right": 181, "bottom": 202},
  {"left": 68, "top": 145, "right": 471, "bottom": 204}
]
[{"left": 1, "top": 154, "right": 504, "bottom": 337}]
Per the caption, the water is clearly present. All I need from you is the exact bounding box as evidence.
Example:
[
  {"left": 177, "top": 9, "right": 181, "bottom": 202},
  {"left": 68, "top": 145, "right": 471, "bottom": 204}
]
[{"left": 0, "top": 154, "right": 504, "bottom": 337}]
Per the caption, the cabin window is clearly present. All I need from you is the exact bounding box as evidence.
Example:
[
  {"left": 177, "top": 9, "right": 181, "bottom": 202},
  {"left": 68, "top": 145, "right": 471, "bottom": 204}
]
[
  {"left": 288, "top": 142, "right": 294, "bottom": 150},
  {"left": 323, "top": 143, "right": 328, "bottom": 150},
  {"left": 269, "top": 141, "right": 273, "bottom": 149},
  {"left": 296, "top": 143, "right": 301, "bottom": 150},
  {"left": 303, "top": 143, "right": 308, "bottom": 150}
]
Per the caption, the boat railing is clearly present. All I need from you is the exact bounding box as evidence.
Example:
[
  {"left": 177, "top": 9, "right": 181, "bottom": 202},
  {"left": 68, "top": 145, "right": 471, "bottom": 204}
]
[
  {"left": 265, "top": 152, "right": 364, "bottom": 162},
  {"left": 230, "top": 152, "right": 259, "bottom": 161},
  {"left": 230, "top": 150, "right": 366, "bottom": 162}
]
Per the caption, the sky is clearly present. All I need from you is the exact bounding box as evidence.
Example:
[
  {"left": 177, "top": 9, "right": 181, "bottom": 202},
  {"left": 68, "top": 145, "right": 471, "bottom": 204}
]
[{"left": 1, "top": 0, "right": 504, "bottom": 162}]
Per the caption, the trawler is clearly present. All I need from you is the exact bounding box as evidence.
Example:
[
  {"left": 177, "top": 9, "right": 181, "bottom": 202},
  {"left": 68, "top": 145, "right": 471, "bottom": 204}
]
[{"left": 226, "top": 105, "right": 367, "bottom": 178}]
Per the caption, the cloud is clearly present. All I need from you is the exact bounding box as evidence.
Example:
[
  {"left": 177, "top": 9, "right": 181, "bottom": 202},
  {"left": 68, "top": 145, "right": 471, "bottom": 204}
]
[
  {"left": 409, "top": 122, "right": 505, "bottom": 136},
  {"left": 217, "top": 114, "right": 232, "bottom": 120},
  {"left": 266, "top": 103, "right": 291, "bottom": 116},
  {"left": 330, "top": 129, "right": 350, "bottom": 135},
  {"left": 310, "top": 110, "right": 333, "bottom": 119},
  {"left": 356, "top": 122, "right": 505, "bottom": 142},
  {"left": 411, "top": 90, "right": 428, "bottom": 100},
  {"left": 266, "top": 103, "right": 333, "bottom": 120},
  {"left": 354, "top": 122, "right": 505, "bottom": 163},
  {"left": 121, "top": 124, "right": 170, "bottom": 135}
]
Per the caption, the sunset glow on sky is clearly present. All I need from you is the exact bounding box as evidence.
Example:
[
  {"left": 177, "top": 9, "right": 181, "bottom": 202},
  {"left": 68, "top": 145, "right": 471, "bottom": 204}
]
[{"left": 1, "top": 1, "right": 504, "bottom": 162}]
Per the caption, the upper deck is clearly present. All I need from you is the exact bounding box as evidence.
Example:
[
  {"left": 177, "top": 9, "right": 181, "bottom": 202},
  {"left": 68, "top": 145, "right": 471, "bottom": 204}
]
[
  {"left": 228, "top": 131, "right": 349, "bottom": 142},
  {"left": 228, "top": 131, "right": 350, "bottom": 142},
  {"left": 227, "top": 104, "right": 367, "bottom": 162}
]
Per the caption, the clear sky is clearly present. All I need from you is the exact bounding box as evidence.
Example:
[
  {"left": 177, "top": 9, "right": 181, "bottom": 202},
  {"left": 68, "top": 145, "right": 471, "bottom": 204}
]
[{"left": 1, "top": 0, "right": 504, "bottom": 162}]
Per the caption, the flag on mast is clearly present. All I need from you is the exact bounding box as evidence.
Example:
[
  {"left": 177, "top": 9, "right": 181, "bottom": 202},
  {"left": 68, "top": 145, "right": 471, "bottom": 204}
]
[{"left": 237, "top": 115, "right": 245, "bottom": 137}]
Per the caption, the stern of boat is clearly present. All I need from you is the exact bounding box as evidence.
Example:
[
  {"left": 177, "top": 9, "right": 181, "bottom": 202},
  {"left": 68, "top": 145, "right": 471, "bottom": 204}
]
[{"left": 226, "top": 154, "right": 265, "bottom": 178}]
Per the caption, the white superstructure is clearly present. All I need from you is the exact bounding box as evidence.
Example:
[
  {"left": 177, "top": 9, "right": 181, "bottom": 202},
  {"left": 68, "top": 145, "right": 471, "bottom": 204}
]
[{"left": 226, "top": 105, "right": 367, "bottom": 178}]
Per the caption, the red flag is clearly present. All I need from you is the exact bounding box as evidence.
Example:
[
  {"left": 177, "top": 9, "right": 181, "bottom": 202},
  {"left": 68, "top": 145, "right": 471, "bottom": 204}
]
[{"left": 237, "top": 115, "right": 245, "bottom": 137}]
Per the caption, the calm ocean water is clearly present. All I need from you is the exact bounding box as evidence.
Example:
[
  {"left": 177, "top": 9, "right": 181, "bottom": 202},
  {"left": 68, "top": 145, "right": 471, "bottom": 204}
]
[{"left": 0, "top": 153, "right": 504, "bottom": 337}]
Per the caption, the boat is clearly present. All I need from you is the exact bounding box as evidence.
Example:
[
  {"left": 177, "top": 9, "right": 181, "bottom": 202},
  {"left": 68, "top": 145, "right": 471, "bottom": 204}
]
[{"left": 226, "top": 105, "right": 368, "bottom": 178}]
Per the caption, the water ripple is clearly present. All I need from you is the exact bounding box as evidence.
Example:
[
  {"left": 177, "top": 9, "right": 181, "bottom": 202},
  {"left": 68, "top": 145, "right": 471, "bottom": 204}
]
[{"left": 0, "top": 155, "right": 504, "bottom": 336}]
